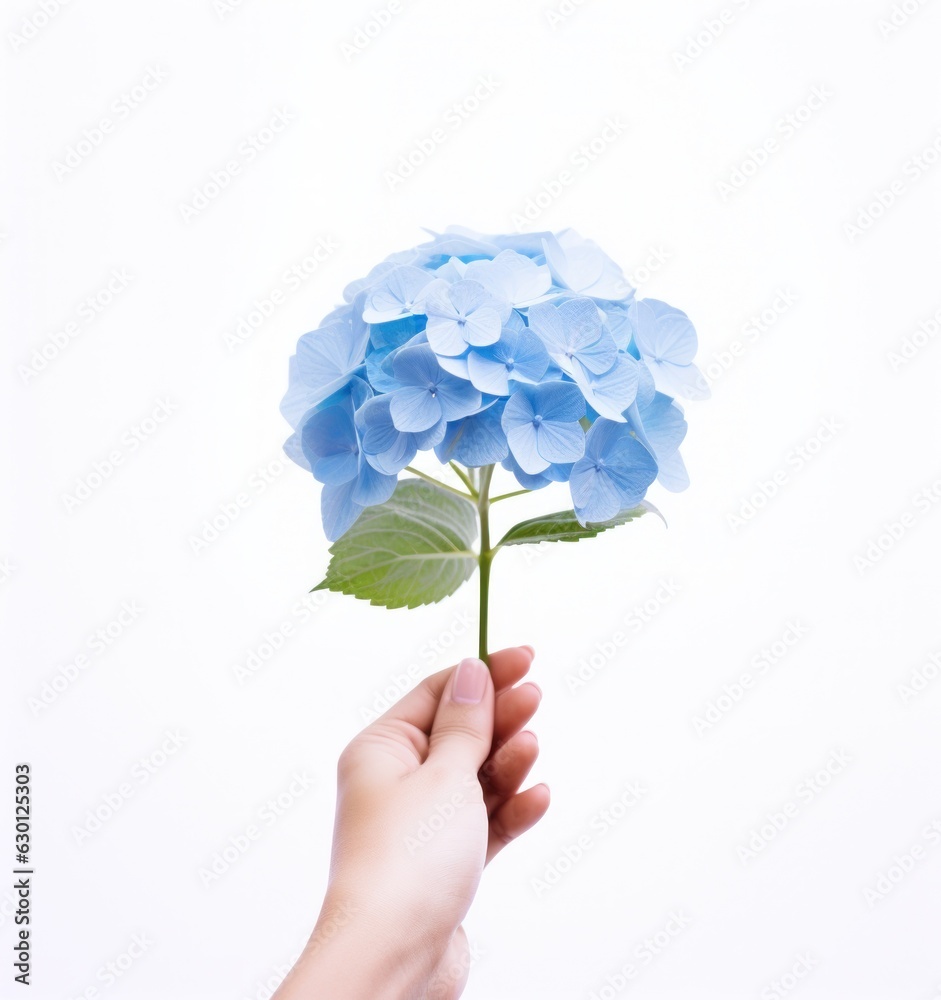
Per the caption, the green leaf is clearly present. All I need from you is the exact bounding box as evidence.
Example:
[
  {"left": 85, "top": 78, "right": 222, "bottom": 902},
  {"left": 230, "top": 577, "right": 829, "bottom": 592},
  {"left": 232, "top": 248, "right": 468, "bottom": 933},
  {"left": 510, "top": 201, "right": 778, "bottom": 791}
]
[
  {"left": 314, "top": 479, "right": 479, "bottom": 610},
  {"left": 496, "top": 501, "right": 664, "bottom": 548}
]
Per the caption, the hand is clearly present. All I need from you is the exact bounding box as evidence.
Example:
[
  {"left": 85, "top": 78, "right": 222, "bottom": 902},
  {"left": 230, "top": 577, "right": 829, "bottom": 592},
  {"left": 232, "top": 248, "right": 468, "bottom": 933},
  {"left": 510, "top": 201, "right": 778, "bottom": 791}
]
[{"left": 275, "top": 645, "right": 549, "bottom": 1000}]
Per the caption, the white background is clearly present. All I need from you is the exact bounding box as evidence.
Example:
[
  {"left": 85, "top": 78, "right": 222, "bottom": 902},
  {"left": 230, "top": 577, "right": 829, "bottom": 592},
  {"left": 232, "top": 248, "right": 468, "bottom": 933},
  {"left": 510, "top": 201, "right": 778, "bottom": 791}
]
[{"left": 3, "top": 1, "right": 941, "bottom": 997}]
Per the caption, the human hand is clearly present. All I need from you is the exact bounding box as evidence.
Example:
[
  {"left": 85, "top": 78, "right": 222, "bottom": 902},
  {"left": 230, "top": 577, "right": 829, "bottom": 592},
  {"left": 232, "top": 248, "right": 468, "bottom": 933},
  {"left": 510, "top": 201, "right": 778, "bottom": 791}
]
[{"left": 275, "top": 645, "right": 549, "bottom": 999}]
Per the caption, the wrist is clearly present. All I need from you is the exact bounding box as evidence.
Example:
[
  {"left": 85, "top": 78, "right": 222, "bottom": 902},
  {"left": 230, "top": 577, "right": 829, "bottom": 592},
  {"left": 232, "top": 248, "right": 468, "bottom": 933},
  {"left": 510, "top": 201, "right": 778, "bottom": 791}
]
[{"left": 275, "top": 892, "right": 446, "bottom": 1000}]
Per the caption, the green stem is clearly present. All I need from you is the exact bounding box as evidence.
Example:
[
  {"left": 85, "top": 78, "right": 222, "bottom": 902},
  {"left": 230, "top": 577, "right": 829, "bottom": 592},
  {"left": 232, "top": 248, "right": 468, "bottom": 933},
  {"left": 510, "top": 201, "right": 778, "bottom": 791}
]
[
  {"left": 477, "top": 464, "right": 495, "bottom": 665},
  {"left": 450, "top": 462, "right": 478, "bottom": 497},
  {"left": 490, "top": 488, "right": 531, "bottom": 504},
  {"left": 404, "top": 466, "right": 474, "bottom": 500}
]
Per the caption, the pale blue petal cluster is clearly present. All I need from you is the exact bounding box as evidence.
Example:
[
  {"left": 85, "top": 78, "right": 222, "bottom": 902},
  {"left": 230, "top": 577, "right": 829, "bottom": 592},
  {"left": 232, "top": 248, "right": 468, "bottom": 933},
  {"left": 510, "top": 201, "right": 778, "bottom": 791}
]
[{"left": 282, "top": 227, "right": 708, "bottom": 539}]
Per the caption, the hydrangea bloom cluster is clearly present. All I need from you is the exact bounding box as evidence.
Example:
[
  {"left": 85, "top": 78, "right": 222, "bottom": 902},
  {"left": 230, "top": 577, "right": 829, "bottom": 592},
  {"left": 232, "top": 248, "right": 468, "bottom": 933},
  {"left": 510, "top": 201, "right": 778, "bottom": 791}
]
[{"left": 282, "top": 226, "right": 708, "bottom": 540}]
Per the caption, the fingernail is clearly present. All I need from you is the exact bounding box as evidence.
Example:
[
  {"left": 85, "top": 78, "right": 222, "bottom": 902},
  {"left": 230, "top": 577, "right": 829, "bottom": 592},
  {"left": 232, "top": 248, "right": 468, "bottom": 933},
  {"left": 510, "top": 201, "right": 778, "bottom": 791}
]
[
  {"left": 522, "top": 644, "right": 535, "bottom": 659},
  {"left": 452, "top": 657, "right": 488, "bottom": 705}
]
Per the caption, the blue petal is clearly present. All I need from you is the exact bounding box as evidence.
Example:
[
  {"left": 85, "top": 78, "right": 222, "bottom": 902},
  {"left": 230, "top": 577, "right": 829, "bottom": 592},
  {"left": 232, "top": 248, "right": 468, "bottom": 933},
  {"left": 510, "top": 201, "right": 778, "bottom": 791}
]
[
  {"left": 536, "top": 420, "right": 585, "bottom": 465},
  {"left": 573, "top": 355, "right": 639, "bottom": 421},
  {"left": 506, "top": 423, "right": 548, "bottom": 475},
  {"left": 321, "top": 480, "right": 363, "bottom": 541},
  {"left": 501, "top": 385, "right": 538, "bottom": 432},
  {"left": 629, "top": 299, "right": 697, "bottom": 366},
  {"left": 646, "top": 359, "right": 711, "bottom": 401},
  {"left": 509, "top": 329, "right": 550, "bottom": 383},
  {"left": 296, "top": 319, "right": 369, "bottom": 390},
  {"left": 530, "top": 381, "right": 585, "bottom": 423},
  {"left": 391, "top": 343, "right": 441, "bottom": 388},
  {"left": 357, "top": 396, "right": 401, "bottom": 455},
  {"left": 362, "top": 265, "right": 436, "bottom": 323},
  {"left": 501, "top": 452, "right": 554, "bottom": 490},
  {"left": 435, "top": 373, "right": 483, "bottom": 423},
  {"left": 369, "top": 313, "right": 427, "bottom": 351},
  {"left": 283, "top": 428, "right": 310, "bottom": 472},
  {"left": 467, "top": 351, "right": 512, "bottom": 395},
  {"left": 300, "top": 407, "right": 359, "bottom": 485},
  {"left": 569, "top": 464, "right": 622, "bottom": 523},
  {"left": 434, "top": 401, "right": 508, "bottom": 467},
  {"left": 389, "top": 386, "right": 441, "bottom": 433},
  {"left": 351, "top": 459, "right": 397, "bottom": 507},
  {"left": 462, "top": 250, "right": 553, "bottom": 306},
  {"left": 656, "top": 449, "right": 689, "bottom": 492}
]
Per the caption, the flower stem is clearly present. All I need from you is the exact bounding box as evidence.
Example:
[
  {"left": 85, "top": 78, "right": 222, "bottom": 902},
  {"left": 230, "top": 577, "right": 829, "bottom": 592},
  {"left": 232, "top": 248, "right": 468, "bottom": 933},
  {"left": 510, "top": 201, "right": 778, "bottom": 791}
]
[
  {"left": 490, "top": 488, "right": 531, "bottom": 504},
  {"left": 477, "top": 464, "right": 495, "bottom": 665},
  {"left": 450, "top": 462, "right": 478, "bottom": 497},
  {"left": 404, "top": 466, "right": 474, "bottom": 500}
]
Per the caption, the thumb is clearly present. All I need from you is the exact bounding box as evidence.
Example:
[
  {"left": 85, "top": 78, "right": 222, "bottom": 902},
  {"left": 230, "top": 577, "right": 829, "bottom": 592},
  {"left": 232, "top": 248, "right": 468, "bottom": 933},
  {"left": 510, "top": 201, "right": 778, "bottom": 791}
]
[{"left": 427, "top": 657, "right": 494, "bottom": 773}]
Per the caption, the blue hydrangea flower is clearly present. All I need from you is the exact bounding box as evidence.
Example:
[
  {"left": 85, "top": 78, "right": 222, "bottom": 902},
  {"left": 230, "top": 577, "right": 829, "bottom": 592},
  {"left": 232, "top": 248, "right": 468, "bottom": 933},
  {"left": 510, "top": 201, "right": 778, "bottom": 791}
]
[
  {"left": 541, "top": 230, "right": 633, "bottom": 302},
  {"left": 356, "top": 394, "right": 446, "bottom": 475},
  {"left": 362, "top": 265, "right": 437, "bottom": 324},
  {"left": 459, "top": 250, "right": 553, "bottom": 307},
  {"left": 627, "top": 391, "right": 689, "bottom": 492},
  {"left": 388, "top": 344, "right": 482, "bottom": 433},
  {"left": 434, "top": 400, "right": 509, "bottom": 468},
  {"left": 281, "top": 227, "right": 706, "bottom": 539},
  {"left": 281, "top": 311, "right": 369, "bottom": 424},
  {"left": 501, "top": 452, "right": 573, "bottom": 491},
  {"left": 423, "top": 279, "right": 511, "bottom": 356},
  {"left": 466, "top": 326, "right": 550, "bottom": 395},
  {"left": 569, "top": 418, "right": 658, "bottom": 524},
  {"left": 527, "top": 297, "right": 618, "bottom": 377},
  {"left": 501, "top": 382, "right": 585, "bottom": 475},
  {"left": 629, "top": 299, "right": 710, "bottom": 401},
  {"left": 298, "top": 399, "right": 397, "bottom": 540}
]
